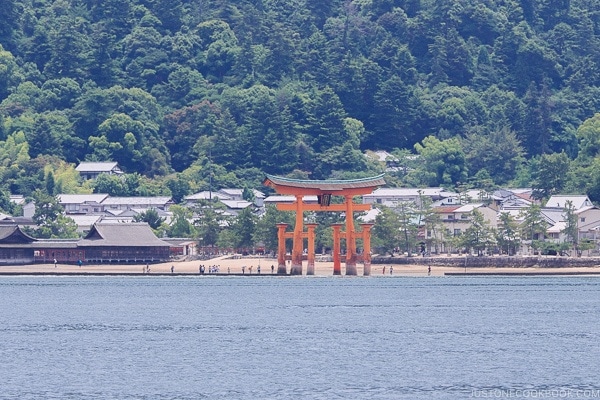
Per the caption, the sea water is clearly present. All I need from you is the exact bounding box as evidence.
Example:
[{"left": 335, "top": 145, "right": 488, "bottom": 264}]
[{"left": 0, "top": 276, "right": 599, "bottom": 399}]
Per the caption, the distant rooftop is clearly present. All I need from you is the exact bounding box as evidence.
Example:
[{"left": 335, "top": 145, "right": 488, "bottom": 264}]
[{"left": 76, "top": 161, "right": 122, "bottom": 173}]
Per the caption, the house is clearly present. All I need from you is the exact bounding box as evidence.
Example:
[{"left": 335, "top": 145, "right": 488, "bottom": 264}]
[
  {"left": 68, "top": 214, "right": 104, "bottom": 234},
  {"left": 77, "top": 222, "right": 171, "bottom": 263},
  {"left": 430, "top": 203, "right": 498, "bottom": 253},
  {"left": 218, "top": 188, "right": 265, "bottom": 207},
  {"left": 362, "top": 187, "right": 459, "bottom": 208},
  {"left": 10, "top": 195, "right": 35, "bottom": 219},
  {"left": 58, "top": 194, "right": 109, "bottom": 214},
  {"left": 546, "top": 195, "right": 594, "bottom": 210},
  {"left": 185, "top": 189, "right": 266, "bottom": 208},
  {"left": 495, "top": 189, "right": 535, "bottom": 211},
  {"left": 544, "top": 204, "right": 600, "bottom": 247},
  {"left": 219, "top": 200, "right": 254, "bottom": 217},
  {"left": 100, "top": 196, "right": 174, "bottom": 212},
  {"left": 76, "top": 162, "right": 123, "bottom": 180},
  {"left": 364, "top": 150, "right": 401, "bottom": 172},
  {"left": 183, "top": 191, "right": 233, "bottom": 207}
]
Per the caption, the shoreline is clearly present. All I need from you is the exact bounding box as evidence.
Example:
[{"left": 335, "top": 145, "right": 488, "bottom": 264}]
[{"left": 3, "top": 255, "right": 600, "bottom": 276}]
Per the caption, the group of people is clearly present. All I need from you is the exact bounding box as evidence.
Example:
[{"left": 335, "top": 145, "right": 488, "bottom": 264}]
[
  {"left": 241, "top": 265, "right": 263, "bottom": 274},
  {"left": 199, "top": 264, "right": 220, "bottom": 274}
]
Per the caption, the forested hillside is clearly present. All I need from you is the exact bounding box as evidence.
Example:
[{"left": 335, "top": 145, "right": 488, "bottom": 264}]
[{"left": 2, "top": 0, "right": 600, "bottom": 202}]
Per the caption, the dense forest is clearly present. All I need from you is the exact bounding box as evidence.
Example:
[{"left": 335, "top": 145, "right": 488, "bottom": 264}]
[{"left": 2, "top": 0, "right": 600, "bottom": 204}]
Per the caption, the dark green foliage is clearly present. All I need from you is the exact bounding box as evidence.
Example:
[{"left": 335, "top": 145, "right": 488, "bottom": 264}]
[
  {"left": 0, "top": 0, "right": 599, "bottom": 193},
  {"left": 134, "top": 208, "right": 165, "bottom": 230}
]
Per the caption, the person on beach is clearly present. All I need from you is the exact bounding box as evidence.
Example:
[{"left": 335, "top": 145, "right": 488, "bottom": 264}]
[
  {"left": 242, "top": 266, "right": 245, "bottom": 274},
  {"left": 78, "top": 259, "right": 82, "bottom": 268},
  {"left": 271, "top": 265, "right": 274, "bottom": 274},
  {"left": 390, "top": 266, "right": 393, "bottom": 275},
  {"left": 428, "top": 265, "right": 431, "bottom": 276},
  {"left": 249, "top": 265, "right": 253, "bottom": 274},
  {"left": 257, "top": 265, "right": 261, "bottom": 274},
  {"left": 171, "top": 265, "right": 174, "bottom": 274},
  {"left": 382, "top": 266, "right": 386, "bottom": 275},
  {"left": 54, "top": 258, "right": 57, "bottom": 268}
]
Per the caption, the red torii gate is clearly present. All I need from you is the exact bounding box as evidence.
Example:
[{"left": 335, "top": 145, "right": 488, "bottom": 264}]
[{"left": 263, "top": 174, "right": 385, "bottom": 275}]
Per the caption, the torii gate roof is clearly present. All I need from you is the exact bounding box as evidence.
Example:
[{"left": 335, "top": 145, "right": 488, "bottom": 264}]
[{"left": 263, "top": 174, "right": 386, "bottom": 195}]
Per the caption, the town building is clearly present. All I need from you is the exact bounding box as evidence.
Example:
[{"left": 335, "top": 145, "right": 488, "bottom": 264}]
[{"left": 76, "top": 162, "right": 123, "bottom": 180}]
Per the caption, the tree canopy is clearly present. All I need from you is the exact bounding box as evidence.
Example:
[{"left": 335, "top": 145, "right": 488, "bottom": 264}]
[{"left": 1, "top": 0, "right": 600, "bottom": 199}]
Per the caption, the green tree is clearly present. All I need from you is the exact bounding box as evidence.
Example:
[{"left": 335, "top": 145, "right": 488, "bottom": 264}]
[
  {"left": 29, "top": 189, "right": 78, "bottom": 238},
  {"left": 92, "top": 173, "right": 140, "bottom": 196},
  {"left": 230, "top": 207, "right": 257, "bottom": 250},
  {"left": 167, "top": 205, "right": 196, "bottom": 238},
  {"left": 461, "top": 210, "right": 495, "bottom": 256},
  {"left": 416, "top": 193, "right": 444, "bottom": 254},
  {"left": 519, "top": 204, "right": 548, "bottom": 253},
  {"left": 372, "top": 206, "right": 400, "bottom": 256},
  {"left": 496, "top": 212, "right": 521, "bottom": 255},
  {"left": 253, "top": 204, "right": 294, "bottom": 254},
  {"left": 134, "top": 208, "right": 165, "bottom": 230},
  {"left": 560, "top": 200, "right": 578, "bottom": 255},
  {"left": 531, "top": 151, "right": 570, "bottom": 200},
  {"left": 463, "top": 127, "right": 525, "bottom": 184},
  {"left": 413, "top": 135, "right": 467, "bottom": 187},
  {"left": 576, "top": 112, "right": 600, "bottom": 161},
  {"left": 193, "top": 200, "right": 227, "bottom": 248}
]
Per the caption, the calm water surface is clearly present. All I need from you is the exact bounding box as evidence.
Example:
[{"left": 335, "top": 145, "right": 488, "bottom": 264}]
[{"left": 0, "top": 276, "right": 599, "bottom": 399}]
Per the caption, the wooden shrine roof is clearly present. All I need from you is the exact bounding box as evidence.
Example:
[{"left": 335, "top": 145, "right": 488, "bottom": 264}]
[{"left": 263, "top": 174, "right": 385, "bottom": 195}]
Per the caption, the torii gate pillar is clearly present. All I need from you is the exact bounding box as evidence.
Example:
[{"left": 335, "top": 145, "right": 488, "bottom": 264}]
[
  {"left": 344, "top": 195, "right": 358, "bottom": 276},
  {"left": 290, "top": 195, "right": 304, "bottom": 275},
  {"left": 306, "top": 223, "right": 318, "bottom": 275},
  {"left": 331, "top": 223, "right": 343, "bottom": 275},
  {"left": 276, "top": 223, "right": 288, "bottom": 275},
  {"left": 361, "top": 223, "right": 375, "bottom": 276}
]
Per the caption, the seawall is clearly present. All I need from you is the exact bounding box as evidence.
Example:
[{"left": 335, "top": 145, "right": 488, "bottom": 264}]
[{"left": 372, "top": 255, "right": 600, "bottom": 268}]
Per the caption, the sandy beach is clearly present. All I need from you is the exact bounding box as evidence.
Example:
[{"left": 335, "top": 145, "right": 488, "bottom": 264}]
[{"left": 2, "top": 255, "right": 600, "bottom": 276}]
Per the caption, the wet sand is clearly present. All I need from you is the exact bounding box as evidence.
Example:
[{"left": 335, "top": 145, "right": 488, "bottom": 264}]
[{"left": 2, "top": 255, "right": 600, "bottom": 276}]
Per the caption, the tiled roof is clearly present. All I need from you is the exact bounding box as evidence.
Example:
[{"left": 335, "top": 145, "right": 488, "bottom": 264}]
[
  {"left": 0, "top": 225, "right": 36, "bottom": 243},
  {"left": 58, "top": 194, "right": 109, "bottom": 204},
  {"left": 76, "top": 162, "right": 120, "bottom": 172},
  {"left": 78, "top": 223, "right": 171, "bottom": 247},
  {"left": 101, "top": 197, "right": 173, "bottom": 206},
  {"left": 264, "top": 174, "right": 385, "bottom": 191}
]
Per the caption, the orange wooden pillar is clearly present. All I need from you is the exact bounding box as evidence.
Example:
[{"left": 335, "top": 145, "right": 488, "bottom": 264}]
[
  {"left": 290, "top": 195, "right": 304, "bottom": 275},
  {"left": 276, "top": 223, "right": 288, "bottom": 275},
  {"left": 306, "top": 223, "right": 317, "bottom": 275},
  {"left": 332, "top": 223, "right": 343, "bottom": 275},
  {"left": 344, "top": 195, "right": 357, "bottom": 276},
  {"left": 361, "top": 223, "right": 374, "bottom": 276}
]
